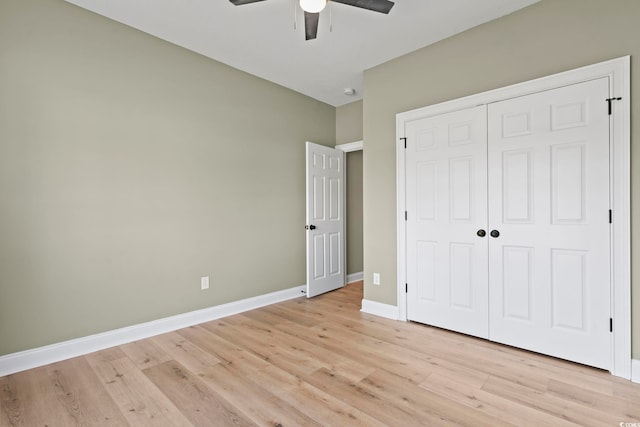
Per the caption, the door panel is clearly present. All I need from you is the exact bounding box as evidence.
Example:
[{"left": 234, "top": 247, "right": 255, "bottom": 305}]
[
  {"left": 306, "top": 142, "right": 345, "bottom": 298},
  {"left": 502, "top": 149, "right": 533, "bottom": 223},
  {"left": 406, "top": 105, "right": 489, "bottom": 339},
  {"left": 449, "top": 157, "right": 473, "bottom": 221},
  {"left": 502, "top": 245, "right": 534, "bottom": 322},
  {"left": 551, "top": 143, "right": 586, "bottom": 223},
  {"left": 449, "top": 243, "right": 473, "bottom": 309},
  {"left": 551, "top": 249, "right": 587, "bottom": 330},
  {"left": 487, "top": 78, "right": 611, "bottom": 369}
]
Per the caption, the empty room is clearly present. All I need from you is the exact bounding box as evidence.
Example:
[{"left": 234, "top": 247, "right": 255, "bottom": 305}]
[{"left": 1, "top": 0, "right": 639, "bottom": 425}]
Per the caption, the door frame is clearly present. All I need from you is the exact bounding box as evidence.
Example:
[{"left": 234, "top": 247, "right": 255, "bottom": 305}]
[
  {"left": 336, "top": 140, "right": 363, "bottom": 284},
  {"left": 395, "top": 56, "right": 631, "bottom": 379}
]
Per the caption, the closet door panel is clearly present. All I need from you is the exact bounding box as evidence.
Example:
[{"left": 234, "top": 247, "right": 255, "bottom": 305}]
[
  {"left": 487, "top": 78, "right": 611, "bottom": 370},
  {"left": 406, "top": 106, "right": 489, "bottom": 339}
]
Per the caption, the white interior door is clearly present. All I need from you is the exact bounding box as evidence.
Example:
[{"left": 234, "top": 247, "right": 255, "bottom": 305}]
[
  {"left": 306, "top": 142, "right": 345, "bottom": 298},
  {"left": 405, "top": 106, "right": 489, "bottom": 338},
  {"left": 487, "top": 78, "right": 611, "bottom": 369}
]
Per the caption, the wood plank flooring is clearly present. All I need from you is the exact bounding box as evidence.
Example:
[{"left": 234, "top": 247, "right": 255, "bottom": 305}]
[{"left": 1, "top": 281, "right": 639, "bottom": 426}]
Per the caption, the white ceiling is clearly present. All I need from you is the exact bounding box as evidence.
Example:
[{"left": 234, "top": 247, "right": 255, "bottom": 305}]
[{"left": 64, "top": 0, "right": 539, "bottom": 106}]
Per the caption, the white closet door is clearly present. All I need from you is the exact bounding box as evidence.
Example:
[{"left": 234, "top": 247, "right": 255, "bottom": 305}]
[
  {"left": 406, "top": 106, "right": 489, "bottom": 339},
  {"left": 487, "top": 78, "right": 611, "bottom": 369}
]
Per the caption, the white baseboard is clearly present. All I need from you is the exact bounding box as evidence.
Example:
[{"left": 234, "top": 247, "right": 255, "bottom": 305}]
[
  {"left": 632, "top": 359, "right": 640, "bottom": 384},
  {"left": 0, "top": 284, "right": 306, "bottom": 377},
  {"left": 346, "top": 272, "right": 364, "bottom": 283},
  {"left": 361, "top": 298, "right": 399, "bottom": 320}
]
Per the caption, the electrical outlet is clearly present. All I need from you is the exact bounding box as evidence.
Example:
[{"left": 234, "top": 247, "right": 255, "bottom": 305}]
[
  {"left": 201, "top": 276, "right": 209, "bottom": 290},
  {"left": 373, "top": 273, "right": 381, "bottom": 285}
]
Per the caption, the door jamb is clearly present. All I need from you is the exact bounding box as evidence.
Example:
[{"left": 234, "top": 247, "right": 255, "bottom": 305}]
[{"left": 395, "top": 56, "right": 631, "bottom": 379}]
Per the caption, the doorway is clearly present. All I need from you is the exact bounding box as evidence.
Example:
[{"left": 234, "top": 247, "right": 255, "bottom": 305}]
[
  {"left": 304, "top": 140, "right": 363, "bottom": 297},
  {"left": 338, "top": 141, "right": 364, "bottom": 284}
]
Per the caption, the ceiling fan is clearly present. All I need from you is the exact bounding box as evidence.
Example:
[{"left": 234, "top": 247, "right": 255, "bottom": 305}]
[{"left": 229, "top": 0, "right": 395, "bottom": 41}]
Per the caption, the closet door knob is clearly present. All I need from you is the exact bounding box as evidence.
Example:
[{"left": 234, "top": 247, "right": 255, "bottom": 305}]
[
  {"left": 305, "top": 225, "right": 316, "bottom": 230},
  {"left": 490, "top": 230, "right": 500, "bottom": 238},
  {"left": 476, "top": 229, "right": 486, "bottom": 237}
]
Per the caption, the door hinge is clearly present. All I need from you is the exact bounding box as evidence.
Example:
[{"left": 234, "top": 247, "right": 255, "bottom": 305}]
[
  {"left": 400, "top": 137, "right": 407, "bottom": 149},
  {"left": 405, "top": 211, "right": 408, "bottom": 221},
  {"left": 405, "top": 283, "right": 408, "bottom": 293},
  {"left": 606, "top": 97, "right": 622, "bottom": 115},
  {"left": 610, "top": 317, "right": 613, "bottom": 332},
  {"left": 609, "top": 209, "right": 612, "bottom": 224}
]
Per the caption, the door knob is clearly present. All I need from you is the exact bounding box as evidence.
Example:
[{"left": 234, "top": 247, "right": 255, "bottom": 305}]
[
  {"left": 305, "top": 225, "right": 316, "bottom": 230},
  {"left": 476, "top": 229, "right": 486, "bottom": 237},
  {"left": 490, "top": 230, "right": 500, "bottom": 238}
]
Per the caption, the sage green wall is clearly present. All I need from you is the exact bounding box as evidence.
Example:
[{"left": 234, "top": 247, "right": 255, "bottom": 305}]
[
  {"left": 0, "top": 0, "right": 335, "bottom": 356},
  {"left": 336, "top": 100, "right": 363, "bottom": 144},
  {"left": 362, "top": 0, "right": 640, "bottom": 357},
  {"left": 346, "top": 151, "right": 363, "bottom": 275}
]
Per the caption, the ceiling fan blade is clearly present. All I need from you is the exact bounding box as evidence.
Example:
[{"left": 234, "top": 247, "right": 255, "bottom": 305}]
[
  {"left": 330, "top": 0, "right": 394, "bottom": 14},
  {"left": 304, "top": 11, "right": 319, "bottom": 40},
  {"left": 229, "top": 0, "right": 268, "bottom": 5}
]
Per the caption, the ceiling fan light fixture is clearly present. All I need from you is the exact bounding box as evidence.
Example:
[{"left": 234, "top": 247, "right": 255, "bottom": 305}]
[{"left": 299, "top": 0, "right": 327, "bottom": 13}]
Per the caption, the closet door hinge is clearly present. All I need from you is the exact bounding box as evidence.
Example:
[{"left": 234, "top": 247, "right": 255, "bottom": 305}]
[
  {"left": 606, "top": 97, "right": 622, "bottom": 115},
  {"left": 400, "top": 137, "right": 407, "bottom": 149},
  {"left": 405, "top": 211, "right": 408, "bottom": 221},
  {"left": 610, "top": 318, "right": 613, "bottom": 332},
  {"left": 609, "top": 209, "right": 612, "bottom": 224},
  {"left": 405, "top": 283, "right": 408, "bottom": 293}
]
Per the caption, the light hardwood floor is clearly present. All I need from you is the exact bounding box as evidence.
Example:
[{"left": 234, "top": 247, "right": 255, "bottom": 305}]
[{"left": 1, "top": 281, "right": 639, "bottom": 426}]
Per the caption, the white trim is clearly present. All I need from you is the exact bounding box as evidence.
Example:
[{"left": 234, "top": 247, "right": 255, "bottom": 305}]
[
  {"left": 396, "top": 116, "right": 407, "bottom": 322},
  {"left": 347, "top": 271, "right": 364, "bottom": 283},
  {"left": 632, "top": 359, "right": 640, "bottom": 384},
  {"left": 0, "top": 284, "right": 306, "bottom": 377},
  {"left": 361, "top": 299, "right": 399, "bottom": 320},
  {"left": 335, "top": 140, "right": 363, "bottom": 152},
  {"left": 609, "top": 57, "right": 632, "bottom": 380},
  {"left": 396, "top": 56, "right": 631, "bottom": 379}
]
